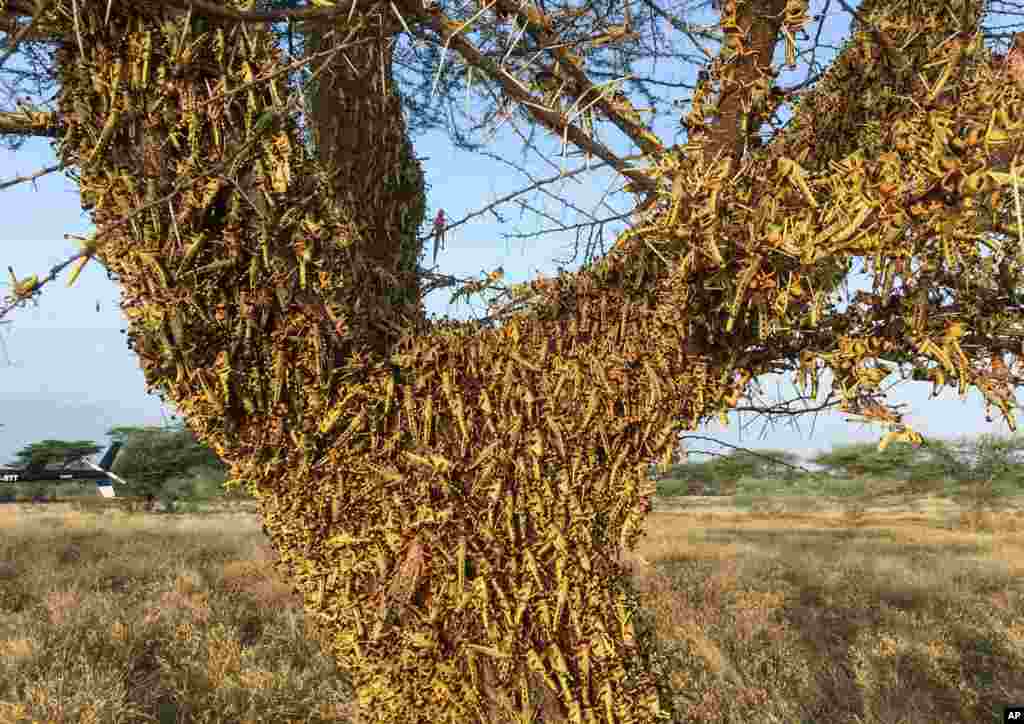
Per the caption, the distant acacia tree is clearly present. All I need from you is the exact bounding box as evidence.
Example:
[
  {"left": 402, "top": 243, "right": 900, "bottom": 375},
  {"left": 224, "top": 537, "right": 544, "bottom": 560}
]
[
  {"left": 704, "top": 447, "right": 802, "bottom": 480},
  {"left": 922, "top": 433, "right": 1024, "bottom": 497},
  {"left": 7, "top": 438, "right": 101, "bottom": 468},
  {"left": 810, "top": 441, "right": 932, "bottom": 479},
  {"left": 106, "top": 423, "right": 228, "bottom": 500}
]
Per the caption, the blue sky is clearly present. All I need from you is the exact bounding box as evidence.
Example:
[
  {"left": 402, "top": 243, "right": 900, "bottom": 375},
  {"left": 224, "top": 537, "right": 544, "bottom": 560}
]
[{"left": 0, "top": 0, "right": 1019, "bottom": 469}]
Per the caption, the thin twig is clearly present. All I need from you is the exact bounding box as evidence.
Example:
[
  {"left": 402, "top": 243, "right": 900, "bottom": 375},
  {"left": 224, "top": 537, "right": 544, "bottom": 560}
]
[
  {"left": 70, "top": 0, "right": 85, "bottom": 59},
  {"left": 0, "top": 161, "right": 64, "bottom": 192},
  {"left": 677, "top": 435, "right": 819, "bottom": 475},
  {"left": 418, "top": 154, "right": 642, "bottom": 244},
  {"left": 0, "top": 248, "right": 91, "bottom": 321},
  {"left": 502, "top": 208, "right": 634, "bottom": 239},
  {"left": 389, "top": 1, "right": 416, "bottom": 43}
]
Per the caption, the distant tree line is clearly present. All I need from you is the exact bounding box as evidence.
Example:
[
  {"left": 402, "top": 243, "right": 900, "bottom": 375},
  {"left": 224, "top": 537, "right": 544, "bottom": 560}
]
[
  {"left": 5, "top": 426, "right": 1022, "bottom": 505},
  {"left": 651, "top": 432, "right": 1024, "bottom": 497}
]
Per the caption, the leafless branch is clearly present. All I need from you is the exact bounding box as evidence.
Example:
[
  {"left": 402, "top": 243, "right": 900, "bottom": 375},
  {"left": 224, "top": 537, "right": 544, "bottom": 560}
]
[
  {"left": 635, "top": 0, "right": 719, "bottom": 60},
  {"left": 0, "top": 107, "right": 60, "bottom": 136},
  {"left": 0, "top": 160, "right": 63, "bottom": 191},
  {"left": 502, "top": 207, "right": 634, "bottom": 240},
  {"left": 418, "top": 152, "right": 644, "bottom": 244}
]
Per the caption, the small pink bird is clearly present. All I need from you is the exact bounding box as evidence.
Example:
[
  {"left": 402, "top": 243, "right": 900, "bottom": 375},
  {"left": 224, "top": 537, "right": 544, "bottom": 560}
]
[{"left": 432, "top": 209, "right": 446, "bottom": 265}]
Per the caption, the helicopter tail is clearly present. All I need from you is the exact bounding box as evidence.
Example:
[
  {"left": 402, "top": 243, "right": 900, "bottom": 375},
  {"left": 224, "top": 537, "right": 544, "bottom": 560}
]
[{"left": 92, "top": 442, "right": 122, "bottom": 498}]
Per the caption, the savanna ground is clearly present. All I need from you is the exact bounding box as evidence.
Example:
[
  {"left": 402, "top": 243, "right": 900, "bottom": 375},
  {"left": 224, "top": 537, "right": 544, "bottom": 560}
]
[{"left": 1, "top": 474, "right": 1023, "bottom": 724}]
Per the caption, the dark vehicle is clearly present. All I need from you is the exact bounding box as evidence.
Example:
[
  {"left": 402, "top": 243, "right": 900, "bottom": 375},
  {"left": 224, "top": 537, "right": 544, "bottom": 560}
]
[{"left": 0, "top": 443, "right": 124, "bottom": 498}]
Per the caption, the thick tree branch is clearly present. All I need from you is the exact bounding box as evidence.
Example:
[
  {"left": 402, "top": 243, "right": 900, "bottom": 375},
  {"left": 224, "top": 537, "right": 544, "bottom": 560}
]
[
  {"left": 0, "top": 0, "right": 380, "bottom": 27},
  {"left": 0, "top": 107, "right": 60, "bottom": 136},
  {"left": 690, "top": 0, "right": 789, "bottom": 173},
  {"left": 4, "top": 0, "right": 665, "bottom": 196}
]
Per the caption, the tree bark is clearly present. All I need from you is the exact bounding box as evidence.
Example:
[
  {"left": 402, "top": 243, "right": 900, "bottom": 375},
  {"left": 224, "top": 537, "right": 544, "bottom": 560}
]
[{"left": 299, "top": 14, "right": 427, "bottom": 359}]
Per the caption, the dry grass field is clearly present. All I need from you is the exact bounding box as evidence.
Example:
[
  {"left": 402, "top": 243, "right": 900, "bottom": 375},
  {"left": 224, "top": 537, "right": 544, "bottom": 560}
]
[{"left": 0, "top": 493, "right": 1022, "bottom": 723}]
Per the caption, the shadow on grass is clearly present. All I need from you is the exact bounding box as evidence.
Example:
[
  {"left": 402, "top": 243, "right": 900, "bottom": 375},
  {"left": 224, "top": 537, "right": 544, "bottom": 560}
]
[{"left": 627, "top": 505, "right": 1024, "bottom": 724}]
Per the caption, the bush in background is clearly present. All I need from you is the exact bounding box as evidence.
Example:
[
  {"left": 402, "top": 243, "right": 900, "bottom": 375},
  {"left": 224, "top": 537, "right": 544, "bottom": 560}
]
[{"left": 651, "top": 431, "right": 1024, "bottom": 501}]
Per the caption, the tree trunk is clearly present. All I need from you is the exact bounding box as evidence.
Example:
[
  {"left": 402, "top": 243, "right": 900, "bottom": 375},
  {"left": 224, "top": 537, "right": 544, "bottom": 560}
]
[
  {"left": 299, "top": 14, "right": 427, "bottom": 359},
  {"left": 37, "top": 2, "right": 684, "bottom": 722}
]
